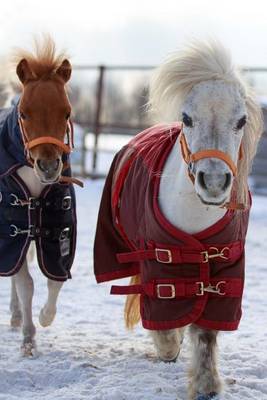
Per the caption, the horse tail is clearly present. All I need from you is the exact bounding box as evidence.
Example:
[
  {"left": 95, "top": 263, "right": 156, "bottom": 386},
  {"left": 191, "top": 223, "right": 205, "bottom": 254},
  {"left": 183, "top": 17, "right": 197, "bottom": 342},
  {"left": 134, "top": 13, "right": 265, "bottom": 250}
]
[{"left": 124, "top": 274, "right": 141, "bottom": 329}]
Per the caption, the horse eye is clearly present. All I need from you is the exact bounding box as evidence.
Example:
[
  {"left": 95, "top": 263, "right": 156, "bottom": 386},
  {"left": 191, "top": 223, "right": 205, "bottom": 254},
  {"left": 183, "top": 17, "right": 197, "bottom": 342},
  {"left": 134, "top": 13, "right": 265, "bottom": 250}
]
[
  {"left": 235, "top": 115, "right": 247, "bottom": 131},
  {"left": 19, "top": 111, "right": 26, "bottom": 120},
  {"left": 182, "top": 112, "right": 193, "bottom": 128}
]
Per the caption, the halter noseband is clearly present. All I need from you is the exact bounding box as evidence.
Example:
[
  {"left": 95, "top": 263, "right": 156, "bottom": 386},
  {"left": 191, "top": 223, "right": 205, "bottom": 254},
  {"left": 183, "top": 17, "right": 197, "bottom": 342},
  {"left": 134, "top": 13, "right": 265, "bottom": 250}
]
[
  {"left": 179, "top": 126, "right": 244, "bottom": 210},
  {"left": 18, "top": 116, "right": 83, "bottom": 188}
]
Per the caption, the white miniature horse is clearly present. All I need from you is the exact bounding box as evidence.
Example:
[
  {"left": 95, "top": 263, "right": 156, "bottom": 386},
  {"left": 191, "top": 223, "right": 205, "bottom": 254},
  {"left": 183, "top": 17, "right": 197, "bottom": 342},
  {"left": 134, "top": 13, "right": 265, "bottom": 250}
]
[
  {"left": 7, "top": 37, "right": 78, "bottom": 356},
  {"left": 125, "top": 41, "right": 263, "bottom": 399}
]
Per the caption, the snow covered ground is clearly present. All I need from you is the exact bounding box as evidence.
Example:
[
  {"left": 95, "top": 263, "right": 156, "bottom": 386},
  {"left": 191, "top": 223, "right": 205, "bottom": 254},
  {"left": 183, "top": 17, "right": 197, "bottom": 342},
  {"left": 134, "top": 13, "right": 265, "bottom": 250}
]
[{"left": 0, "top": 181, "right": 266, "bottom": 400}]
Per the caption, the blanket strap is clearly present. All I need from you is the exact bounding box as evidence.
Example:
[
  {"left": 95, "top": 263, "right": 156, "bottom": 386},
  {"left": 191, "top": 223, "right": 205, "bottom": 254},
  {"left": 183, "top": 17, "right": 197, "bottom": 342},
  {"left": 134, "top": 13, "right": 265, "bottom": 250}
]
[
  {"left": 111, "top": 279, "right": 243, "bottom": 299},
  {"left": 116, "top": 241, "right": 243, "bottom": 265}
]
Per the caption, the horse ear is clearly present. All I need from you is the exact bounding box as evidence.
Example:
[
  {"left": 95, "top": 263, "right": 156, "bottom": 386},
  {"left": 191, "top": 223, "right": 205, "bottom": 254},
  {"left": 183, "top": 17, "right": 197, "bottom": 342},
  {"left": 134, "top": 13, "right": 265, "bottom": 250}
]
[
  {"left": 16, "top": 59, "right": 34, "bottom": 84},
  {"left": 56, "top": 59, "right": 72, "bottom": 83}
]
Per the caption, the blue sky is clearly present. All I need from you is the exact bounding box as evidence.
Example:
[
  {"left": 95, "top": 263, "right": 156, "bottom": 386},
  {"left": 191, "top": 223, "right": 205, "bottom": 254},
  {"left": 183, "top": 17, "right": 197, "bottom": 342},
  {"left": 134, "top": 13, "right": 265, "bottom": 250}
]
[{"left": 1, "top": 0, "right": 267, "bottom": 67}]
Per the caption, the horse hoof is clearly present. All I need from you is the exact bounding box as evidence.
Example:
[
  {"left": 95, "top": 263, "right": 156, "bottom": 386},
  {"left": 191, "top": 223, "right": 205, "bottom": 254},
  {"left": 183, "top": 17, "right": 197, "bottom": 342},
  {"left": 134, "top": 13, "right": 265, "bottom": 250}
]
[
  {"left": 39, "top": 307, "right": 56, "bottom": 327},
  {"left": 21, "top": 342, "right": 36, "bottom": 357},
  {"left": 165, "top": 355, "right": 178, "bottom": 363},
  {"left": 196, "top": 393, "right": 219, "bottom": 400},
  {"left": 160, "top": 350, "right": 180, "bottom": 363}
]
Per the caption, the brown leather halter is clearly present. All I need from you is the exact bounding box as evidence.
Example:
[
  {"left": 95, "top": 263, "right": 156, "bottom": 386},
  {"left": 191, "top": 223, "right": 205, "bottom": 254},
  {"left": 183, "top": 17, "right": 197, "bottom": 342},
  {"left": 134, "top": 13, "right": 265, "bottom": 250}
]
[
  {"left": 179, "top": 127, "right": 244, "bottom": 210},
  {"left": 18, "top": 116, "right": 83, "bottom": 188}
]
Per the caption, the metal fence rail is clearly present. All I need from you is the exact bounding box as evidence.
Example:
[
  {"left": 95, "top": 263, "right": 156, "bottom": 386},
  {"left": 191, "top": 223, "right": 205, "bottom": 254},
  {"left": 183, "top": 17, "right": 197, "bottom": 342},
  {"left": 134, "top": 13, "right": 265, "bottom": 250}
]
[{"left": 72, "top": 65, "right": 267, "bottom": 189}]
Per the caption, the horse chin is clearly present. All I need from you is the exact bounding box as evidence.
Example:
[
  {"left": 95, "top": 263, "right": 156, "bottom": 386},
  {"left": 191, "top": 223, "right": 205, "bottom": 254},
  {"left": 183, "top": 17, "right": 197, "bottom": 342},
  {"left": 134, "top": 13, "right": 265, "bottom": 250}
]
[
  {"left": 40, "top": 176, "right": 60, "bottom": 185},
  {"left": 33, "top": 168, "right": 61, "bottom": 185},
  {"left": 197, "top": 193, "right": 227, "bottom": 208}
]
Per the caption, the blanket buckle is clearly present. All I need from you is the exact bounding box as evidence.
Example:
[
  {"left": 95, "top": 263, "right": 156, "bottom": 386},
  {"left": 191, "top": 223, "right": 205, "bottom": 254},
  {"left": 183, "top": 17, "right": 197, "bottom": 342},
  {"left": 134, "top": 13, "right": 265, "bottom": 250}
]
[
  {"left": 10, "top": 224, "right": 35, "bottom": 238},
  {"left": 201, "top": 247, "right": 230, "bottom": 263},
  {"left": 157, "top": 284, "right": 176, "bottom": 299},
  {"left": 155, "top": 248, "right": 172, "bottom": 263},
  {"left": 196, "top": 281, "right": 226, "bottom": 296}
]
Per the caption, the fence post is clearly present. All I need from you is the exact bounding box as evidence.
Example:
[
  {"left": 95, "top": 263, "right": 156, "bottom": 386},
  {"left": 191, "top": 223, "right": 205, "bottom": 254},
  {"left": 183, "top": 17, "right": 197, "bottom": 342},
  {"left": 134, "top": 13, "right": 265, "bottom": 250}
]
[
  {"left": 92, "top": 65, "right": 105, "bottom": 177},
  {"left": 80, "top": 128, "right": 87, "bottom": 177}
]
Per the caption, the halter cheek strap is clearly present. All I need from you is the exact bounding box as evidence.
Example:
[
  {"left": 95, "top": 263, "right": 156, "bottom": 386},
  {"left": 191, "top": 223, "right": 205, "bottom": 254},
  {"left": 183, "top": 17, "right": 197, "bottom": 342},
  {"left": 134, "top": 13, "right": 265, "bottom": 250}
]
[{"left": 179, "top": 129, "right": 244, "bottom": 210}]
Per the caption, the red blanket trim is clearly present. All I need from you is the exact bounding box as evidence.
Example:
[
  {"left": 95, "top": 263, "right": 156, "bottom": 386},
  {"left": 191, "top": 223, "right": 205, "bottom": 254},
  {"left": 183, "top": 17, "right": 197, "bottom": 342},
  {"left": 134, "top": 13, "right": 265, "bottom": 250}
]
[
  {"left": 142, "top": 314, "right": 241, "bottom": 331},
  {"left": 195, "top": 316, "right": 241, "bottom": 331},
  {"left": 141, "top": 294, "right": 207, "bottom": 331}
]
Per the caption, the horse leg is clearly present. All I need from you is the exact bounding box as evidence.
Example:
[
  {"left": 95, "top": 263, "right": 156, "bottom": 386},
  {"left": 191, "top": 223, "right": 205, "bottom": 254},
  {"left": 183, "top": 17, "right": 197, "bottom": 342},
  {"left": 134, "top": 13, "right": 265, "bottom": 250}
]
[
  {"left": 151, "top": 328, "right": 184, "bottom": 362},
  {"left": 39, "top": 279, "right": 63, "bottom": 327},
  {"left": 10, "top": 276, "right": 22, "bottom": 328},
  {"left": 188, "top": 325, "right": 222, "bottom": 400},
  {"left": 13, "top": 261, "right": 36, "bottom": 356}
]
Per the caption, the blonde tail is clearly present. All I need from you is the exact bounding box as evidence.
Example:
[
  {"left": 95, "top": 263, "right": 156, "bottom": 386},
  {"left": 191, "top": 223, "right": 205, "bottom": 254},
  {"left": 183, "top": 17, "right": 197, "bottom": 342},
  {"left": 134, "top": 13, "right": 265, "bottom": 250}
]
[{"left": 124, "top": 275, "right": 141, "bottom": 329}]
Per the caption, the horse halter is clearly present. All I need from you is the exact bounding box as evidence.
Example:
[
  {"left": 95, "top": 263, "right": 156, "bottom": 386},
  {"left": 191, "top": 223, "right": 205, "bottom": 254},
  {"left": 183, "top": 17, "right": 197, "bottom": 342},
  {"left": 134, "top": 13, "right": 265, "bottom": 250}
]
[
  {"left": 18, "top": 115, "right": 83, "bottom": 188},
  {"left": 179, "top": 126, "right": 244, "bottom": 210}
]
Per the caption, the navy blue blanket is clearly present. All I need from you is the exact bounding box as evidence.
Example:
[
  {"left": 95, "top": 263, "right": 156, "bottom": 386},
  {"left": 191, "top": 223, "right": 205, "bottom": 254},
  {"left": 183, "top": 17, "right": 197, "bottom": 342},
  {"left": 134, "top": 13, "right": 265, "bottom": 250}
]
[{"left": 0, "top": 105, "right": 76, "bottom": 281}]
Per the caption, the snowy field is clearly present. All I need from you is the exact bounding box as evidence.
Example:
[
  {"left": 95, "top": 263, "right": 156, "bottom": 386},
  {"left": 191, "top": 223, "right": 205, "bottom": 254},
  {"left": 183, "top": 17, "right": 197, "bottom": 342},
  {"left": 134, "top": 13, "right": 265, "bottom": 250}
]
[{"left": 0, "top": 181, "right": 266, "bottom": 400}]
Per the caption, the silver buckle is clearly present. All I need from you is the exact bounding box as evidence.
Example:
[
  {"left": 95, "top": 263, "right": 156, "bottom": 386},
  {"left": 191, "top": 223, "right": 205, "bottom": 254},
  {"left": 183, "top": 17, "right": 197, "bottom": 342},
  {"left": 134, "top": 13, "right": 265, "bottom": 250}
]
[
  {"left": 157, "top": 284, "right": 176, "bottom": 299},
  {"left": 29, "top": 197, "right": 40, "bottom": 210},
  {"left": 155, "top": 248, "right": 172, "bottom": 263},
  {"left": 62, "top": 196, "right": 72, "bottom": 210},
  {"left": 10, "top": 194, "right": 24, "bottom": 206},
  {"left": 59, "top": 227, "right": 70, "bottom": 240},
  {"left": 196, "top": 281, "right": 226, "bottom": 296},
  {"left": 10, "top": 224, "right": 34, "bottom": 238},
  {"left": 201, "top": 247, "right": 230, "bottom": 263}
]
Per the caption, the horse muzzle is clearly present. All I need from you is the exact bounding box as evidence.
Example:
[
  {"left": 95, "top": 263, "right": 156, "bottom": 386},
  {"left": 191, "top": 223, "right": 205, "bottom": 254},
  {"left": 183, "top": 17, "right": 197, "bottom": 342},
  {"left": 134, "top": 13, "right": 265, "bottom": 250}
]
[
  {"left": 179, "top": 130, "right": 241, "bottom": 207},
  {"left": 35, "top": 158, "right": 63, "bottom": 183},
  {"left": 195, "top": 166, "right": 233, "bottom": 206}
]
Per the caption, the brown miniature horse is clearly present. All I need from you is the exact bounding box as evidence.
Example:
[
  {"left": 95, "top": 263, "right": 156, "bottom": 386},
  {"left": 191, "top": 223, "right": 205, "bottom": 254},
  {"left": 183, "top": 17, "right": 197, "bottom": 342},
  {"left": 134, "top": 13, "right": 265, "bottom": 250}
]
[{"left": 8, "top": 37, "right": 80, "bottom": 356}]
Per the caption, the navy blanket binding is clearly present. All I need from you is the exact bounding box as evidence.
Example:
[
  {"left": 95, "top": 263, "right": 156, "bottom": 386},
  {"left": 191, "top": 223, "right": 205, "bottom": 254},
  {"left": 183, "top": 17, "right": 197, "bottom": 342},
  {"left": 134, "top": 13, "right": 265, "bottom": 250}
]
[{"left": 0, "top": 105, "right": 77, "bottom": 281}]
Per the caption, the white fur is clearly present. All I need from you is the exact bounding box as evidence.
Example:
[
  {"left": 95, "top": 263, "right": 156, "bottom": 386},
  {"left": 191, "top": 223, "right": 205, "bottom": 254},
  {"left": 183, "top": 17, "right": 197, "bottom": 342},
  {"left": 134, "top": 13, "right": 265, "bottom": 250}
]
[
  {"left": 10, "top": 166, "right": 64, "bottom": 356},
  {"left": 158, "top": 136, "right": 226, "bottom": 234}
]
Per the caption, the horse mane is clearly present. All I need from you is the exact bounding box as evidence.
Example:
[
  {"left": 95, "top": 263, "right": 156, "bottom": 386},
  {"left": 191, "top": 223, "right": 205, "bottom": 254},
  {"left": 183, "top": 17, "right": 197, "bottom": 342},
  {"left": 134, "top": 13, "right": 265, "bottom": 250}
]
[
  {"left": 149, "top": 40, "right": 263, "bottom": 207},
  {"left": 12, "top": 35, "right": 68, "bottom": 80}
]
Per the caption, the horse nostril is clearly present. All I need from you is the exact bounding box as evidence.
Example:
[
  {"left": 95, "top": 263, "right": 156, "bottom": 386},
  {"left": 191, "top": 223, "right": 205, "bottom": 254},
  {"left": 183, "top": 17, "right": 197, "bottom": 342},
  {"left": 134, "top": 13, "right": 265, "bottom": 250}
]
[
  {"left": 52, "top": 159, "right": 60, "bottom": 171},
  {"left": 197, "top": 170, "right": 232, "bottom": 193},
  {"left": 197, "top": 171, "right": 207, "bottom": 190},
  {"left": 223, "top": 173, "right": 232, "bottom": 190},
  {"left": 37, "top": 159, "right": 46, "bottom": 172},
  {"left": 37, "top": 159, "right": 60, "bottom": 173}
]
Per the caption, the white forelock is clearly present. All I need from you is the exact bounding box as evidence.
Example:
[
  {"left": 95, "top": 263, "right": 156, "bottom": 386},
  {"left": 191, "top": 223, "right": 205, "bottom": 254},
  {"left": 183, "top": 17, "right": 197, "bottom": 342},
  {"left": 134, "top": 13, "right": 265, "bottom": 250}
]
[{"left": 149, "top": 39, "right": 246, "bottom": 122}]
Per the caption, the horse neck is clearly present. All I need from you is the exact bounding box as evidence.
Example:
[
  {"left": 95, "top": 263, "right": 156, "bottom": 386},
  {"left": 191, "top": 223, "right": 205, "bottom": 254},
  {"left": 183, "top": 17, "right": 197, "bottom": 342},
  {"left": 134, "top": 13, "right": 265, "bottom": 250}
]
[
  {"left": 158, "top": 137, "right": 226, "bottom": 234},
  {"left": 17, "top": 166, "right": 46, "bottom": 197}
]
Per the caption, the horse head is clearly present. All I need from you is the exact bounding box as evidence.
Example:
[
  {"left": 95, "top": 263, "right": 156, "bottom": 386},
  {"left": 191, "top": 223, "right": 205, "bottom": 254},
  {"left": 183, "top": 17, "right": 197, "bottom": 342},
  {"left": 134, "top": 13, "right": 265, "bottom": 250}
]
[
  {"left": 149, "top": 40, "right": 263, "bottom": 208},
  {"left": 15, "top": 38, "right": 72, "bottom": 184},
  {"left": 180, "top": 79, "right": 246, "bottom": 206}
]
